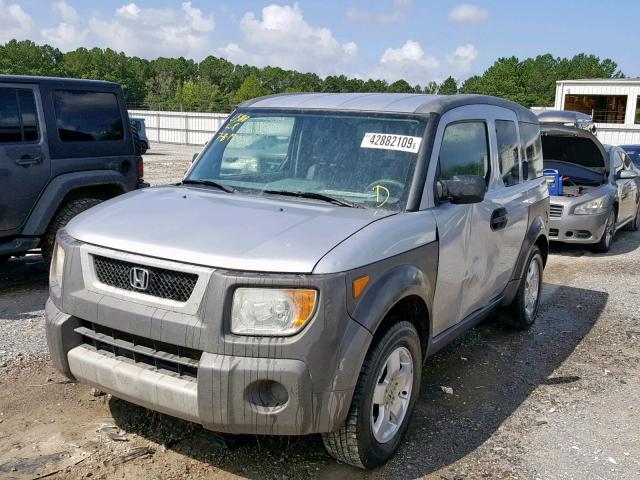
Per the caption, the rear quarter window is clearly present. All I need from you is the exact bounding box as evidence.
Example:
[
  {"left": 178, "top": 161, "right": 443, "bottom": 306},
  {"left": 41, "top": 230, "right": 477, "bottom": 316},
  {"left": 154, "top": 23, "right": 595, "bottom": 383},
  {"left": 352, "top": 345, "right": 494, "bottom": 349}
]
[
  {"left": 53, "top": 90, "right": 124, "bottom": 142},
  {"left": 519, "top": 122, "right": 543, "bottom": 179}
]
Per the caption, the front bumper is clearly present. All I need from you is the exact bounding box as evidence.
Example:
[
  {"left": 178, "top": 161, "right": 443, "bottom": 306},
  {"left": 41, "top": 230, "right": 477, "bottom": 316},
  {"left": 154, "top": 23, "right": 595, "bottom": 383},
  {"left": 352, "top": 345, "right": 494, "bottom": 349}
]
[
  {"left": 46, "top": 233, "right": 373, "bottom": 435},
  {"left": 46, "top": 299, "right": 360, "bottom": 435},
  {"left": 548, "top": 210, "right": 609, "bottom": 244}
]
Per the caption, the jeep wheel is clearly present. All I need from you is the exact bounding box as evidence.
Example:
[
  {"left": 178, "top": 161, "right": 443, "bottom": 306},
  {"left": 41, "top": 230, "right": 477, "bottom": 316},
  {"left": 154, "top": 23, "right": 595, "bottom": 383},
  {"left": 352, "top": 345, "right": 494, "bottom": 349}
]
[
  {"left": 505, "top": 246, "right": 543, "bottom": 330},
  {"left": 624, "top": 203, "right": 640, "bottom": 231},
  {"left": 595, "top": 209, "right": 616, "bottom": 253},
  {"left": 41, "top": 197, "right": 103, "bottom": 262},
  {"left": 322, "top": 321, "right": 421, "bottom": 469}
]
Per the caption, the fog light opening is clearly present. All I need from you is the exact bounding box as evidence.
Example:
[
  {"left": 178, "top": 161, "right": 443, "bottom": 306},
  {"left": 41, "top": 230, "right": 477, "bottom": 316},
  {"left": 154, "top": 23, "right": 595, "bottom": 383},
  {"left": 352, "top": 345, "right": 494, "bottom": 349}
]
[{"left": 246, "top": 380, "right": 289, "bottom": 411}]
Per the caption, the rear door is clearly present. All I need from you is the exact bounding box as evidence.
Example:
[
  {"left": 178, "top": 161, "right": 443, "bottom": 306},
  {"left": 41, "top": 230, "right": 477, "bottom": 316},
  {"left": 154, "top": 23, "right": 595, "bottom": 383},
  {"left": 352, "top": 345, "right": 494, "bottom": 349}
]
[{"left": 0, "top": 84, "right": 50, "bottom": 233}]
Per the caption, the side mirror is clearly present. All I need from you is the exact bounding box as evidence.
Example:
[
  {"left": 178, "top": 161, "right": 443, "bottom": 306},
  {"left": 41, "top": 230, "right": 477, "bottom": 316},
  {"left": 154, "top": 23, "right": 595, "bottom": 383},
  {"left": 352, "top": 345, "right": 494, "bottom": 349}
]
[
  {"left": 437, "top": 175, "right": 486, "bottom": 204},
  {"left": 618, "top": 169, "right": 638, "bottom": 179},
  {"left": 192, "top": 153, "right": 198, "bottom": 163}
]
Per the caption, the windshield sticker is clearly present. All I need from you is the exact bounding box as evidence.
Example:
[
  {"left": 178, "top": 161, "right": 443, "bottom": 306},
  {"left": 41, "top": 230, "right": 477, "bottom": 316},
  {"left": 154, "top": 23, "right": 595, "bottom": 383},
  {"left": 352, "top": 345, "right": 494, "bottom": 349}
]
[
  {"left": 216, "top": 113, "right": 251, "bottom": 142},
  {"left": 361, "top": 133, "right": 422, "bottom": 153}
]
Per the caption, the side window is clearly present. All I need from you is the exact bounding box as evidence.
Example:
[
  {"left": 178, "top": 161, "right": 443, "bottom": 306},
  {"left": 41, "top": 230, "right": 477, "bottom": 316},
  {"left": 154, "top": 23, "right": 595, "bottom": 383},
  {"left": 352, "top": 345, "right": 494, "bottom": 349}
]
[
  {"left": 0, "top": 88, "right": 21, "bottom": 143},
  {"left": 53, "top": 90, "right": 124, "bottom": 142},
  {"left": 18, "top": 90, "right": 39, "bottom": 142},
  {"left": 622, "top": 152, "right": 632, "bottom": 170},
  {"left": 496, "top": 120, "right": 520, "bottom": 186},
  {"left": 0, "top": 88, "right": 40, "bottom": 143},
  {"left": 438, "top": 121, "right": 489, "bottom": 181},
  {"left": 615, "top": 151, "right": 624, "bottom": 172},
  {"left": 518, "top": 122, "right": 543, "bottom": 179}
]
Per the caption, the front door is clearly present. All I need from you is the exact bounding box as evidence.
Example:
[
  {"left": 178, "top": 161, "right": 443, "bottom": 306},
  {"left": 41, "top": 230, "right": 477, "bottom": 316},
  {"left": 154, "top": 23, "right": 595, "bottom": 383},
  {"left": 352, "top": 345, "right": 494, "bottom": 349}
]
[
  {"left": 617, "top": 150, "right": 638, "bottom": 223},
  {"left": 428, "top": 105, "right": 529, "bottom": 336},
  {"left": 0, "top": 85, "right": 50, "bottom": 233}
]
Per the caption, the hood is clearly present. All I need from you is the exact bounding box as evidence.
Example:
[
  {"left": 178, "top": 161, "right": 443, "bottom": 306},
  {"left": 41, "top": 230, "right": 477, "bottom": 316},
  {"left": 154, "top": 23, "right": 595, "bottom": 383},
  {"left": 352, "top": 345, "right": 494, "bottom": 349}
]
[{"left": 66, "top": 186, "right": 387, "bottom": 273}]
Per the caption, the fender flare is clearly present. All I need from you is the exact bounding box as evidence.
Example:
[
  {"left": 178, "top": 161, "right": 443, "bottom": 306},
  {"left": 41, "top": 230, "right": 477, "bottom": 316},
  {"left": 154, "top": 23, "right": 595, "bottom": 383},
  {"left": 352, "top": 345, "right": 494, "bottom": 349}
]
[
  {"left": 22, "top": 170, "right": 128, "bottom": 236},
  {"left": 349, "top": 262, "right": 434, "bottom": 342},
  {"left": 501, "top": 214, "right": 548, "bottom": 306}
]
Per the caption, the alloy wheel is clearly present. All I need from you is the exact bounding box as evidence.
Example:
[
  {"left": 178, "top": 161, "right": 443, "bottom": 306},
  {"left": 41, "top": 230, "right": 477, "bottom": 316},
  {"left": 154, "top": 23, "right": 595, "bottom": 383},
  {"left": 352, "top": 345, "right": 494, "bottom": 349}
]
[{"left": 370, "top": 346, "right": 414, "bottom": 444}]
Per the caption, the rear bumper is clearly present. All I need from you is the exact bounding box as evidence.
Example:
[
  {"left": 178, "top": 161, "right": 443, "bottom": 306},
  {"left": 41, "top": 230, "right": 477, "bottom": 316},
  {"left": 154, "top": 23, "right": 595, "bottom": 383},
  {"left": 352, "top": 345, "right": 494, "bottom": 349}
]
[
  {"left": 46, "top": 299, "right": 355, "bottom": 435},
  {"left": 548, "top": 211, "right": 608, "bottom": 244}
]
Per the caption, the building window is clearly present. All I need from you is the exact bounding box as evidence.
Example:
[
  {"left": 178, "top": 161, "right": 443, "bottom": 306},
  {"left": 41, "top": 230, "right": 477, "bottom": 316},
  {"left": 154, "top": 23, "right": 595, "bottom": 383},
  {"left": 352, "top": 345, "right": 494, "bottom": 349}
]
[
  {"left": 564, "top": 94, "right": 627, "bottom": 124},
  {"left": 636, "top": 96, "right": 640, "bottom": 124}
]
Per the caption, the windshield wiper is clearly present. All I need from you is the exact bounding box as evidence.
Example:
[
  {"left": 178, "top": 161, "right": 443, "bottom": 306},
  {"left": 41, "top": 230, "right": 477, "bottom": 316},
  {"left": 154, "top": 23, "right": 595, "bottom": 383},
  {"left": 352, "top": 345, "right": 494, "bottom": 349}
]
[
  {"left": 262, "top": 190, "right": 361, "bottom": 208},
  {"left": 181, "top": 179, "right": 235, "bottom": 193}
]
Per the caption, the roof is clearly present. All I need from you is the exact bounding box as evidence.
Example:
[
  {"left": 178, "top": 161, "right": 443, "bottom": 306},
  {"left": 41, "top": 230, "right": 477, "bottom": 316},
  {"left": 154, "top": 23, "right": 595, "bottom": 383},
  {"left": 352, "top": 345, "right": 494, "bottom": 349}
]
[
  {"left": 0, "top": 74, "right": 118, "bottom": 88},
  {"left": 240, "top": 93, "right": 538, "bottom": 122}
]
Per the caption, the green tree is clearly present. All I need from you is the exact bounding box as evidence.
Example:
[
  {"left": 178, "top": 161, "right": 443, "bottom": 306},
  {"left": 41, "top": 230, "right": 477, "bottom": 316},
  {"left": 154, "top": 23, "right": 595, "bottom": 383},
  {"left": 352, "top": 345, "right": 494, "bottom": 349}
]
[
  {"left": 175, "top": 79, "right": 227, "bottom": 112},
  {"left": 0, "top": 40, "right": 63, "bottom": 76},
  {"left": 232, "top": 75, "right": 269, "bottom": 105},
  {"left": 438, "top": 76, "right": 458, "bottom": 95}
]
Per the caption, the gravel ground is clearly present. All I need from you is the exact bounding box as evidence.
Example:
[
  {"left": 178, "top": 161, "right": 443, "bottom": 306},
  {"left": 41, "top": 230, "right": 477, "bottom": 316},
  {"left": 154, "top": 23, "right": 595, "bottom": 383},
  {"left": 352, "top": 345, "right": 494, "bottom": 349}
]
[
  {"left": 142, "top": 142, "right": 203, "bottom": 186},
  {"left": 0, "top": 143, "right": 638, "bottom": 479}
]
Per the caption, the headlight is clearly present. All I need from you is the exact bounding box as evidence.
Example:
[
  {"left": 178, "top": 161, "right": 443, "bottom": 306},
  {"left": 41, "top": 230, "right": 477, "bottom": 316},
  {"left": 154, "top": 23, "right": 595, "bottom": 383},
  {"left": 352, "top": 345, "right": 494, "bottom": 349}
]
[
  {"left": 573, "top": 196, "right": 609, "bottom": 215},
  {"left": 49, "top": 242, "right": 65, "bottom": 286},
  {"left": 231, "top": 288, "right": 317, "bottom": 336}
]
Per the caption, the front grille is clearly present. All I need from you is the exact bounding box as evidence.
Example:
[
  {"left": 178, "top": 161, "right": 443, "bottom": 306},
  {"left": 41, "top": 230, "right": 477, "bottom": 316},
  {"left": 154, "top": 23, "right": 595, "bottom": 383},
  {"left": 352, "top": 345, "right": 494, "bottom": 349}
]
[
  {"left": 93, "top": 255, "right": 197, "bottom": 302},
  {"left": 549, "top": 204, "right": 564, "bottom": 218},
  {"left": 76, "top": 320, "right": 201, "bottom": 379}
]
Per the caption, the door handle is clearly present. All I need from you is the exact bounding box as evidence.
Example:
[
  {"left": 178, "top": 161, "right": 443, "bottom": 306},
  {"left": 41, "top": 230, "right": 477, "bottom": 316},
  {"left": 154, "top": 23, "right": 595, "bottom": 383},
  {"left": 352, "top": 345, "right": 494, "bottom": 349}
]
[
  {"left": 15, "top": 155, "right": 42, "bottom": 167},
  {"left": 490, "top": 207, "right": 508, "bottom": 231}
]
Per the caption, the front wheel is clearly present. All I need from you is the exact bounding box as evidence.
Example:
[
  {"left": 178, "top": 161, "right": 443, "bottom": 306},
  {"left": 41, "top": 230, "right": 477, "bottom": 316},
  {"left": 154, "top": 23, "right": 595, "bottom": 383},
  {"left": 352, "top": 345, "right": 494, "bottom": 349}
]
[
  {"left": 41, "top": 197, "right": 103, "bottom": 262},
  {"left": 322, "top": 321, "right": 422, "bottom": 469},
  {"left": 504, "top": 246, "right": 543, "bottom": 330},
  {"left": 595, "top": 209, "right": 616, "bottom": 253}
]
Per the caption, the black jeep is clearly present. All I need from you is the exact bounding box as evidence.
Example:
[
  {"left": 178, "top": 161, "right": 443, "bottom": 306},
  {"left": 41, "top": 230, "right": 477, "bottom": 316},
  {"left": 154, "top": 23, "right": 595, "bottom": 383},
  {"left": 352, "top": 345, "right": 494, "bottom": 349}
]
[{"left": 0, "top": 75, "right": 145, "bottom": 263}]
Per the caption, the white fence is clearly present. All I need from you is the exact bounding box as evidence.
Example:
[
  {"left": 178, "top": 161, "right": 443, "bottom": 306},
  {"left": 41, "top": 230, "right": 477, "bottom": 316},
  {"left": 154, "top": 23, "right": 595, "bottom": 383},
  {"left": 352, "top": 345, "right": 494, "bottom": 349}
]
[{"left": 128, "top": 110, "right": 229, "bottom": 145}]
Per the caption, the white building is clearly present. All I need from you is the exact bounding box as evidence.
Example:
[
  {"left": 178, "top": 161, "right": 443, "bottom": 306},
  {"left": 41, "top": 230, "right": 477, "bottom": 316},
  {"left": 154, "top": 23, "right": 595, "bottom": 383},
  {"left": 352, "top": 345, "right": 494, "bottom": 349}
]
[{"left": 554, "top": 78, "right": 640, "bottom": 145}]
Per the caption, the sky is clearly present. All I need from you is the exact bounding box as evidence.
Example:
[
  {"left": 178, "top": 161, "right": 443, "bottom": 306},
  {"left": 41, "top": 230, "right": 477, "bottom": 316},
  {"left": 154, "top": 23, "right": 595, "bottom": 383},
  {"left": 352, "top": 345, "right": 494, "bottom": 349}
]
[{"left": 1, "top": 0, "right": 639, "bottom": 85}]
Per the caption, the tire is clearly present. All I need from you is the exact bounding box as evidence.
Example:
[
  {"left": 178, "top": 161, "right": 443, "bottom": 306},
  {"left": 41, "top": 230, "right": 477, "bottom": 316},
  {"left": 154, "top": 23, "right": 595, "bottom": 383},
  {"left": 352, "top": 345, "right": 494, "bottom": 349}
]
[
  {"left": 41, "top": 197, "right": 103, "bottom": 262},
  {"left": 595, "top": 209, "right": 616, "bottom": 253},
  {"left": 504, "top": 246, "right": 543, "bottom": 330},
  {"left": 624, "top": 203, "right": 640, "bottom": 231},
  {"left": 322, "top": 321, "right": 422, "bottom": 469},
  {"left": 140, "top": 142, "right": 149, "bottom": 155}
]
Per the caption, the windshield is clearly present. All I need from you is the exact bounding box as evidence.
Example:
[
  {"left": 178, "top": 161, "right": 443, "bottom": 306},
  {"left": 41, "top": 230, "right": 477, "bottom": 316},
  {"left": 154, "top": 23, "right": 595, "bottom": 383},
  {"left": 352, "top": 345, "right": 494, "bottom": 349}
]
[{"left": 185, "top": 110, "right": 430, "bottom": 210}]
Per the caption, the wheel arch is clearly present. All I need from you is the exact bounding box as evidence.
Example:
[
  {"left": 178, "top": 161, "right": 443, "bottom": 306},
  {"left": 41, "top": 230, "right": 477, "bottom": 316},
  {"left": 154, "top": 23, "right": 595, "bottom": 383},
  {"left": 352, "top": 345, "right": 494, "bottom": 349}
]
[
  {"left": 347, "top": 256, "right": 436, "bottom": 361},
  {"left": 22, "top": 171, "right": 129, "bottom": 236}
]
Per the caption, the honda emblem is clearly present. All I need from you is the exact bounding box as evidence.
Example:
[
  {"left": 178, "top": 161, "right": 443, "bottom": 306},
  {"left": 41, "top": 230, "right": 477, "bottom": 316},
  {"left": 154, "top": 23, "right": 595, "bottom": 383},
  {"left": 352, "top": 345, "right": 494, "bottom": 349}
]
[{"left": 129, "top": 267, "right": 150, "bottom": 290}]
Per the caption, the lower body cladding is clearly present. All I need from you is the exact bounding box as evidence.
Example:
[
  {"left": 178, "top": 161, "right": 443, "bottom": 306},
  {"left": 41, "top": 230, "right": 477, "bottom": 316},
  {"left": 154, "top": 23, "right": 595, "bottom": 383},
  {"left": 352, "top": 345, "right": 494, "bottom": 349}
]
[
  {"left": 548, "top": 210, "right": 608, "bottom": 244},
  {"left": 46, "top": 299, "right": 368, "bottom": 436}
]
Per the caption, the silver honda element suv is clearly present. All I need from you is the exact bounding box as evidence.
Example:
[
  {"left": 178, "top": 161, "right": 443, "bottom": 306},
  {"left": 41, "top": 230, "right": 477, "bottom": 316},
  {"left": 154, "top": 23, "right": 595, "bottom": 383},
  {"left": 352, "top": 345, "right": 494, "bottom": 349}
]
[{"left": 46, "top": 93, "right": 549, "bottom": 468}]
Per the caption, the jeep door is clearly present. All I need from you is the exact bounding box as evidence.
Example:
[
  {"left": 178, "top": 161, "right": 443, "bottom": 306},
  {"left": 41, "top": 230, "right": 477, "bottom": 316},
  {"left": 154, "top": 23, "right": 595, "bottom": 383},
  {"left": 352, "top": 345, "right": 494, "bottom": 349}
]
[
  {"left": 0, "top": 84, "right": 50, "bottom": 233},
  {"left": 425, "top": 105, "right": 528, "bottom": 335}
]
